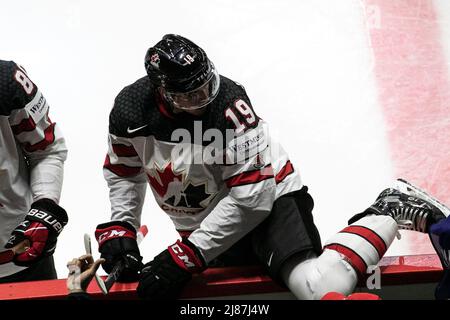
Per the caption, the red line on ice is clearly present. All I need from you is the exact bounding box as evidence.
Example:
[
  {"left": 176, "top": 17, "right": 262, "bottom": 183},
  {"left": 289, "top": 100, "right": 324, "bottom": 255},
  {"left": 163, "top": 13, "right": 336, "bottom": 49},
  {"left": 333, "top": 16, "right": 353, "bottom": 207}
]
[{"left": 366, "top": 0, "right": 450, "bottom": 205}]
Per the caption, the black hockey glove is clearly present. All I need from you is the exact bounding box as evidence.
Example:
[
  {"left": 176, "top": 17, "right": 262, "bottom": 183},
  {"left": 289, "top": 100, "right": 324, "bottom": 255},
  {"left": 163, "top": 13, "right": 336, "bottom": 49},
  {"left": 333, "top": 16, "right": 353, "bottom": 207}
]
[
  {"left": 95, "top": 221, "right": 143, "bottom": 282},
  {"left": 5, "top": 199, "right": 68, "bottom": 267},
  {"left": 137, "top": 238, "right": 206, "bottom": 300}
]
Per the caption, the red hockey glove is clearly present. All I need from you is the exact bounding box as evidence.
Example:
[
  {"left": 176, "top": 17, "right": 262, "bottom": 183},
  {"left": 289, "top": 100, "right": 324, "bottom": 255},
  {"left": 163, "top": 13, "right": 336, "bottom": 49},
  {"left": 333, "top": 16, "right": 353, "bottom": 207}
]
[
  {"left": 137, "top": 238, "right": 206, "bottom": 300},
  {"left": 4, "top": 199, "right": 68, "bottom": 267}
]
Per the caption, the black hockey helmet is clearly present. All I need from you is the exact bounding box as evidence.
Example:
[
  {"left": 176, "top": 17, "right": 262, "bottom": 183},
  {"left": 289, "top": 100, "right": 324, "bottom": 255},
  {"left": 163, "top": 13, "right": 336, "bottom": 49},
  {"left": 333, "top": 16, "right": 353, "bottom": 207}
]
[{"left": 145, "top": 34, "right": 220, "bottom": 110}]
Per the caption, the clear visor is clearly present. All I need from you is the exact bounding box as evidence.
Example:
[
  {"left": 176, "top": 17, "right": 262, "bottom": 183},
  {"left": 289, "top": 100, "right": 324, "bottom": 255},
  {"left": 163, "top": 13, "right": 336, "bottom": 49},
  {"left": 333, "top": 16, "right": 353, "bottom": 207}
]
[{"left": 164, "top": 67, "right": 220, "bottom": 111}]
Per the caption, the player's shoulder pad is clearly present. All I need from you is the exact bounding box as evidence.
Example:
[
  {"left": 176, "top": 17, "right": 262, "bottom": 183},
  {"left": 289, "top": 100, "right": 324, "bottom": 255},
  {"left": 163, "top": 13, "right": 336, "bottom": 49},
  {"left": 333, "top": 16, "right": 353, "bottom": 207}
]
[
  {"left": 0, "top": 60, "right": 37, "bottom": 116},
  {"left": 207, "top": 75, "right": 259, "bottom": 135},
  {"left": 109, "top": 76, "right": 156, "bottom": 138}
]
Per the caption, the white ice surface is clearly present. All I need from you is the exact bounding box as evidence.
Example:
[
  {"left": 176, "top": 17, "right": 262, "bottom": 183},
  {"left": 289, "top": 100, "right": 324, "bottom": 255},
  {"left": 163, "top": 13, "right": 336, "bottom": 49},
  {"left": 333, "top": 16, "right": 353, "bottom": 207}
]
[{"left": 0, "top": 0, "right": 448, "bottom": 278}]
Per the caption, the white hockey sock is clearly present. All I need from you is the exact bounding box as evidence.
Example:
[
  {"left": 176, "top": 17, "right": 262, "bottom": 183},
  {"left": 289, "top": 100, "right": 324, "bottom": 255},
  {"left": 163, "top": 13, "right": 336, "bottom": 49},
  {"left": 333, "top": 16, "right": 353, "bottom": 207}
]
[
  {"left": 281, "top": 215, "right": 398, "bottom": 300},
  {"left": 324, "top": 214, "right": 398, "bottom": 275}
]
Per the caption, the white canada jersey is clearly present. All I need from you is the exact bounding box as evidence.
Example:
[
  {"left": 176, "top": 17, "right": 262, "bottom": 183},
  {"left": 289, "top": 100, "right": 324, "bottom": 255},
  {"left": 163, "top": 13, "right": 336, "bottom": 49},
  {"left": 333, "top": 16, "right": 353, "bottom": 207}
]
[
  {"left": 0, "top": 60, "right": 67, "bottom": 277},
  {"left": 104, "top": 75, "right": 302, "bottom": 262}
]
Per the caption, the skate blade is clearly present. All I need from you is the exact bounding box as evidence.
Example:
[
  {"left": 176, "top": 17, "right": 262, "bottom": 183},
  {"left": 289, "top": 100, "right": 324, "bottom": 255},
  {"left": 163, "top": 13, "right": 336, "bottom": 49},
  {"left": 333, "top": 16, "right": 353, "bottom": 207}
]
[{"left": 396, "top": 178, "right": 450, "bottom": 218}]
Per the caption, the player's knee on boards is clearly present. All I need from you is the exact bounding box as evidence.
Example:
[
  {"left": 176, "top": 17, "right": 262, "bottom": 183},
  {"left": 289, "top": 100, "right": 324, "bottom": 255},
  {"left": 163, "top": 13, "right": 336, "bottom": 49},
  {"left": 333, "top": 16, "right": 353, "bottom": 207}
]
[{"left": 281, "top": 249, "right": 358, "bottom": 300}]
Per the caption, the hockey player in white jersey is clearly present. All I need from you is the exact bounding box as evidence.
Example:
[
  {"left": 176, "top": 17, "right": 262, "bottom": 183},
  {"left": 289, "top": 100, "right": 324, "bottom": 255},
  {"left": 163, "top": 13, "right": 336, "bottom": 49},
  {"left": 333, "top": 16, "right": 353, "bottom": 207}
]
[
  {"left": 96, "top": 35, "right": 447, "bottom": 300},
  {"left": 0, "top": 60, "right": 68, "bottom": 283}
]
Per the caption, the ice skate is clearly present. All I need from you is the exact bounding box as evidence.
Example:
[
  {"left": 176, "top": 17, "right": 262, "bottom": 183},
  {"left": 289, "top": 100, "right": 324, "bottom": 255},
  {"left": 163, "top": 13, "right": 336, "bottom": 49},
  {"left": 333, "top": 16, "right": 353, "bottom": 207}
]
[{"left": 365, "top": 179, "right": 448, "bottom": 233}]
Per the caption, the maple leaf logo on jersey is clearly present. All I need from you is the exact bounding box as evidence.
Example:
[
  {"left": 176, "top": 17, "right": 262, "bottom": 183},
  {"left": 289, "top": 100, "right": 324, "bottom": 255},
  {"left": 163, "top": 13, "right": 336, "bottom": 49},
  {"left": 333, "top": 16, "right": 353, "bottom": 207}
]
[
  {"left": 148, "top": 162, "right": 182, "bottom": 198},
  {"left": 147, "top": 162, "right": 215, "bottom": 213}
]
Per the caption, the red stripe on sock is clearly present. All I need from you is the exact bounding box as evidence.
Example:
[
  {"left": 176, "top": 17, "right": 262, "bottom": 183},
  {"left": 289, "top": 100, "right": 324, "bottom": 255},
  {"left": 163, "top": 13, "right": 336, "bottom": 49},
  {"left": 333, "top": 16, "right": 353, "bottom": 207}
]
[
  {"left": 324, "top": 244, "right": 367, "bottom": 275},
  {"left": 342, "top": 225, "right": 387, "bottom": 259}
]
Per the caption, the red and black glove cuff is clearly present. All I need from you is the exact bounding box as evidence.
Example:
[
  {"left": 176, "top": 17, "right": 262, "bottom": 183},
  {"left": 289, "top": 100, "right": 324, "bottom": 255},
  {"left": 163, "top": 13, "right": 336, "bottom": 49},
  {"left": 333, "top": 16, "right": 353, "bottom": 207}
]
[
  {"left": 167, "top": 238, "right": 206, "bottom": 274},
  {"left": 27, "top": 199, "right": 68, "bottom": 234},
  {"left": 95, "top": 221, "right": 137, "bottom": 249}
]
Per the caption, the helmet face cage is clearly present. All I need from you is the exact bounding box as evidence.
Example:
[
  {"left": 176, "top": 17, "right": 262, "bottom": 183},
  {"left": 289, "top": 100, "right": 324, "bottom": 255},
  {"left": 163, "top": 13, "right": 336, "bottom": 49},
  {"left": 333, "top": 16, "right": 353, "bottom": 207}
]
[{"left": 163, "top": 65, "right": 220, "bottom": 110}]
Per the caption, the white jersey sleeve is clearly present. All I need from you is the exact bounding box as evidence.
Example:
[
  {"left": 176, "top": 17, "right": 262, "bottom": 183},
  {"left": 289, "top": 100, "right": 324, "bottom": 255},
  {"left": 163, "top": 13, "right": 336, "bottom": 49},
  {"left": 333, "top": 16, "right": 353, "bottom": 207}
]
[
  {"left": 6, "top": 62, "right": 67, "bottom": 204},
  {"left": 103, "top": 133, "right": 147, "bottom": 229}
]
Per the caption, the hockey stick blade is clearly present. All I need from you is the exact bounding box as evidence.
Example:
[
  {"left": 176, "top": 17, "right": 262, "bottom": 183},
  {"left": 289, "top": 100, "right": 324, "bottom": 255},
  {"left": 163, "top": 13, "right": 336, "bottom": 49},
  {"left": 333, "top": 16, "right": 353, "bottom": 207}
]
[
  {"left": 83, "top": 233, "right": 92, "bottom": 254},
  {"left": 84, "top": 233, "right": 108, "bottom": 295},
  {"left": 103, "top": 225, "right": 148, "bottom": 293}
]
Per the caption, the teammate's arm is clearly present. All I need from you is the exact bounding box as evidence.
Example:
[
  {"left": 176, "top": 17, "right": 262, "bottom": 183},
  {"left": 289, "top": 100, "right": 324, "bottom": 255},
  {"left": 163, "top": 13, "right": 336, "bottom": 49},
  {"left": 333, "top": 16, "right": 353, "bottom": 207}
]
[
  {"left": 3, "top": 61, "right": 68, "bottom": 266},
  {"left": 7, "top": 62, "right": 67, "bottom": 203}
]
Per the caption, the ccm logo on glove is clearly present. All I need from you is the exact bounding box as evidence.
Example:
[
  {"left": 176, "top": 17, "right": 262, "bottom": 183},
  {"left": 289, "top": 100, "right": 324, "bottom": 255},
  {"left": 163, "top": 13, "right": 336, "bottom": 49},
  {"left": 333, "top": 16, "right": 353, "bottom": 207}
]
[
  {"left": 97, "top": 229, "right": 128, "bottom": 244},
  {"left": 168, "top": 240, "right": 205, "bottom": 273},
  {"left": 27, "top": 209, "right": 64, "bottom": 233},
  {"left": 170, "top": 243, "right": 196, "bottom": 269},
  {"left": 96, "top": 224, "right": 136, "bottom": 248}
]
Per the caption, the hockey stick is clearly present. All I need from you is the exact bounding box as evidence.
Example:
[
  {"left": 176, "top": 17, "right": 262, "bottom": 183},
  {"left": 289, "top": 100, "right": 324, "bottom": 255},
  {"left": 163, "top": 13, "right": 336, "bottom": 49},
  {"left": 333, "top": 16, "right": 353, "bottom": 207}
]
[
  {"left": 0, "top": 240, "right": 30, "bottom": 265},
  {"left": 83, "top": 233, "right": 108, "bottom": 294},
  {"left": 103, "top": 225, "right": 148, "bottom": 293}
]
